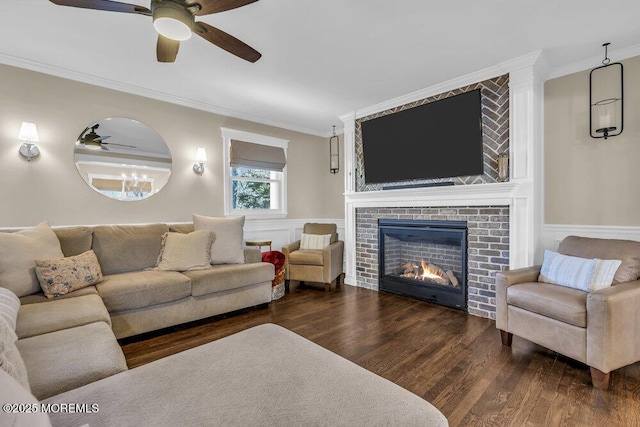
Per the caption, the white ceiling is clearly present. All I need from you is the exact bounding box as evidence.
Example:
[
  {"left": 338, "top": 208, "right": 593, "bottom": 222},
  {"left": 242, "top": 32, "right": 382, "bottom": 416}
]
[{"left": 2, "top": 0, "right": 640, "bottom": 137}]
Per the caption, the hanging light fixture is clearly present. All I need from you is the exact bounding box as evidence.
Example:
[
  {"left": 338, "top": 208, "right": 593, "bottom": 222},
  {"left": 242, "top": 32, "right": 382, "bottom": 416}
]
[
  {"left": 329, "top": 125, "right": 339, "bottom": 174},
  {"left": 590, "top": 43, "right": 623, "bottom": 140}
]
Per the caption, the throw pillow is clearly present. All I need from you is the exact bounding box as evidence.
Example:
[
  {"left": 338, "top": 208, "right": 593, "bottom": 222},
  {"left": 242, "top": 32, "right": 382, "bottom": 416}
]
[
  {"left": 155, "top": 231, "right": 214, "bottom": 271},
  {"left": 35, "top": 250, "right": 103, "bottom": 299},
  {"left": 539, "top": 250, "right": 622, "bottom": 292},
  {"left": 300, "top": 233, "right": 331, "bottom": 250},
  {"left": 591, "top": 258, "right": 623, "bottom": 291},
  {"left": 193, "top": 214, "right": 245, "bottom": 264},
  {"left": 0, "top": 288, "right": 20, "bottom": 331},
  {"left": 0, "top": 319, "right": 30, "bottom": 391},
  {"left": 0, "top": 222, "right": 65, "bottom": 297},
  {"left": 539, "top": 250, "right": 597, "bottom": 292}
]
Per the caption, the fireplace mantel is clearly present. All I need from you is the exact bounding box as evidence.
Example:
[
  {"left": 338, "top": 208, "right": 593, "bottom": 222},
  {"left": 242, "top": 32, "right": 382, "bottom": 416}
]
[{"left": 345, "top": 181, "right": 521, "bottom": 208}]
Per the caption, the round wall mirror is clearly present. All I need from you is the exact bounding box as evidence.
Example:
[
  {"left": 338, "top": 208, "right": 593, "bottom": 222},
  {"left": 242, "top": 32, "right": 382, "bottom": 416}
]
[{"left": 74, "top": 118, "right": 172, "bottom": 201}]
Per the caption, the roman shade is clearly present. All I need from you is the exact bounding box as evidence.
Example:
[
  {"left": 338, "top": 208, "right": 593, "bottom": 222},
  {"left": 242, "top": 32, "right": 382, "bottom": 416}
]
[{"left": 230, "top": 140, "right": 286, "bottom": 171}]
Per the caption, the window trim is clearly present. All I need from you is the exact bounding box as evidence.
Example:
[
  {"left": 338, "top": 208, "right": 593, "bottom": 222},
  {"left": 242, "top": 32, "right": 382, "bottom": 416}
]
[{"left": 221, "top": 128, "right": 288, "bottom": 218}]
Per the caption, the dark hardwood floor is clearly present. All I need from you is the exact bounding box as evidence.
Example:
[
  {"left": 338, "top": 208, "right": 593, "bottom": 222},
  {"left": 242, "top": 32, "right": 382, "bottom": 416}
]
[{"left": 122, "top": 284, "right": 640, "bottom": 426}]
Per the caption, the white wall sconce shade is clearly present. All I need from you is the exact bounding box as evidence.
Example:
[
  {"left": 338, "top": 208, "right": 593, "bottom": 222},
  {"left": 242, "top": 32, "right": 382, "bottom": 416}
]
[
  {"left": 193, "top": 147, "right": 207, "bottom": 174},
  {"left": 18, "top": 121, "right": 40, "bottom": 161}
]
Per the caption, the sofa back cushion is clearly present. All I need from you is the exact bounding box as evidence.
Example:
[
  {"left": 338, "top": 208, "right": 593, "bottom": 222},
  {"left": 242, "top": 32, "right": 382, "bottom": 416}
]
[
  {"left": 92, "top": 224, "right": 169, "bottom": 275},
  {"left": 558, "top": 236, "right": 640, "bottom": 284},
  {"left": 54, "top": 227, "right": 93, "bottom": 257},
  {"left": 169, "top": 223, "right": 194, "bottom": 234},
  {"left": 0, "top": 222, "right": 65, "bottom": 297}
]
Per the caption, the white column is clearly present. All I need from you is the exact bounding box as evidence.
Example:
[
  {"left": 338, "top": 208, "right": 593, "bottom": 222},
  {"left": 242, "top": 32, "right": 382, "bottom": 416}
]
[
  {"left": 507, "top": 53, "right": 548, "bottom": 267},
  {"left": 340, "top": 112, "right": 358, "bottom": 285}
]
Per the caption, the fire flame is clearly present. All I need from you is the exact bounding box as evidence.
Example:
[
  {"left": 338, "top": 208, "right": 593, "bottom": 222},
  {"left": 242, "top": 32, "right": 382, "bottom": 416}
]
[{"left": 421, "top": 259, "right": 442, "bottom": 280}]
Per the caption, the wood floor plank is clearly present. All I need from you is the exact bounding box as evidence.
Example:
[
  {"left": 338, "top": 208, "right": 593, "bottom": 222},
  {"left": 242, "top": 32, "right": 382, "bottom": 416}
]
[{"left": 120, "top": 284, "right": 640, "bottom": 426}]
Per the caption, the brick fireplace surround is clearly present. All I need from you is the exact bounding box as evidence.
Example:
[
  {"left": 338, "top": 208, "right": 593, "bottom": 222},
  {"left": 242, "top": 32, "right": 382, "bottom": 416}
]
[
  {"left": 357, "top": 206, "right": 509, "bottom": 319},
  {"left": 340, "top": 52, "right": 547, "bottom": 320}
]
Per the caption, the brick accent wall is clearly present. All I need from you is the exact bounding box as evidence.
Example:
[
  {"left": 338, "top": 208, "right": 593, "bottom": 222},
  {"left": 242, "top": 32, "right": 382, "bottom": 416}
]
[
  {"left": 354, "top": 74, "right": 509, "bottom": 192},
  {"left": 356, "top": 206, "right": 510, "bottom": 319}
]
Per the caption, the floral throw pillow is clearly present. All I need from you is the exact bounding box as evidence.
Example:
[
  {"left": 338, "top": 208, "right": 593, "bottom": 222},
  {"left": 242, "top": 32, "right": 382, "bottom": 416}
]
[{"left": 35, "top": 250, "right": 103, "bottom": 298}]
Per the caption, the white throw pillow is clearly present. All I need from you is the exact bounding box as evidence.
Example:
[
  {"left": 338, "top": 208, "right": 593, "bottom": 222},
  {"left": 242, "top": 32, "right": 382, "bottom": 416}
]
[
  {"left": 0, "top": 222, "right": 65, "bottom": 297},
  {"left": 155, "top": 231, "right": 214, "bottom": 271},
  {"left": 300, "top": 233, "right": 332, "bottom": 250},
  {"left": 193, "top": 214, "right": 245, "bottom": 264},
  {"left": 539, "top": 250, "right": 621, "bottom": 292},
  {"left": 0, "top": 318, "right": 30, "bottom": 391},
  {"left": 591, "top": 258, "right": 623, "bottom": 291},
  {"left": 0, "top": 288, "right": 21, "bottom": 331}
]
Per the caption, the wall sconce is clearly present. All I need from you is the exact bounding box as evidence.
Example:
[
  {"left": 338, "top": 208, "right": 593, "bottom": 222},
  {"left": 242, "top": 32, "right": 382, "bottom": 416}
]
[
  {"left": 329, "top": 125, "right": 339, "bottom": 174},
  {"left": 590, "top": 43, "right": 623, "bottom": 140},
  {"left": 193, "top": 147, "right": 207, "bottom": 175},
  {"left": 18, "top": 122, "right": 40, "bottom": 161}
]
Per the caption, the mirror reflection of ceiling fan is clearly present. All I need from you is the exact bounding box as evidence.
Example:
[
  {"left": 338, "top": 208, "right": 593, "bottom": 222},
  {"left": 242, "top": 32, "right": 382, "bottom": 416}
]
[
  {"left": 49, "top": 0, "right": 262, "bottom": 63},
  {"left": 77, "top": 124, "right": 137, "bottom": 151}
]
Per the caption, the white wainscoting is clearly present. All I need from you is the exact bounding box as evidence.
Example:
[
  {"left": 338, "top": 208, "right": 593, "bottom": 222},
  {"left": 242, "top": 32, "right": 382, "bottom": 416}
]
[
  {"left": 243, "top": 218, "right": 345, "bottom": 253},
  {"left": 543, "top": 224, "right": 640, "bottom": 251}
]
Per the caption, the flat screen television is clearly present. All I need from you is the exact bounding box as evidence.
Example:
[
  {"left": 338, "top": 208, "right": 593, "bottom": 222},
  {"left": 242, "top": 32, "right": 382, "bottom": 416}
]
[{"left": 360, "top": 89, "right": 484, "bottom": 185}]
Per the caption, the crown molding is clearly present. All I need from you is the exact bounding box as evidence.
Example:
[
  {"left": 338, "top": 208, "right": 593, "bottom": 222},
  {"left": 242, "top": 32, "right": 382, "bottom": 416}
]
[
  {"left": 547, "top": 43, "right": 640, "bottom": 80},
  {"left": 0, "top": 52, "right": 328, "bottom": 138}
]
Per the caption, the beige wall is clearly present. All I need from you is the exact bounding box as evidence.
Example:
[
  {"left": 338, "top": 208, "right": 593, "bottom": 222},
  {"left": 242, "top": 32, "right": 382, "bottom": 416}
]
[
  {"left": 545, "top": 55, "right": 640, "bottom": 226},
  {"left": 0, "top": 64, "right": 344, "bottom": 227}
]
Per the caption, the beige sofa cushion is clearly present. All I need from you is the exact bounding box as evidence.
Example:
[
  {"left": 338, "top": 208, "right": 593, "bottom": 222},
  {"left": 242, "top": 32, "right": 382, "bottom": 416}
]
[
  {"left": 92, "top": 224, "right": 169, "bottom": 275},
  {"left": 53, "top": 227, "right": 93, "bottom": 257},
  {"left": 289, "top": 250, "right": 324, "bottom": 266},
  {"left": 169, "top": 223, "right": 194, "bottom": 234},
  {"left": 558, "top": 236, "right": 640, "bottom": 284},
  {"left": 97, "top": 271, "right": 191, "bottom": 312},
  {"left": 184, "top": 262, "right": 274, "bottom": 297},
  {"left": 507, "top": 282, "right": 588, "bottom": 327},
  {"left": 0, "top": 222, "right": 64, "bottom": 297},
  {"left": 193, "top": 214, "right": 245, "bottom": 264},
  {"left": 17, "top": 322, "right": 128, "bottom": 400},
  {"left": 19, "top": 286, "right": 99, "bottom": 305},
  {"left": 16, "top": 294, "right": 111, "bottom": 339}
]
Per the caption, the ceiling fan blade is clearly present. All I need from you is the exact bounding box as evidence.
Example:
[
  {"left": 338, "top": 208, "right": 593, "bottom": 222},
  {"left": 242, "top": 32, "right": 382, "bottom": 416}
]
[
  {"left": 94, "top": 135, "right": 110, "bottom": 142},
  {"left": 194, "top": 22, "right": 261, "bottom": 63},
  {"left": 157, "top": 35, "right": 180, "bottom": 63},
  {"left": 49, "top": 0, "right": 151, "bottom": 15},
  {"left": 188, "top": 0, "right": 258, "bottom": 16}
]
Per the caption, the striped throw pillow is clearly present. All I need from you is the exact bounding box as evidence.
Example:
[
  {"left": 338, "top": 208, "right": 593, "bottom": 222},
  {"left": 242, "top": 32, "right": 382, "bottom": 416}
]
[
  {"left": 539, "top": 250, "right": 621, "bottom": 292},
  {"left": 300, "top": 233, "right": 331, "bottom": 250}
]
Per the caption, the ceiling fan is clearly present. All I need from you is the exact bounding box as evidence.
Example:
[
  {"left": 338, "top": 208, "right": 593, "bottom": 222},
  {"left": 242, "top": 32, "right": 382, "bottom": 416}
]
[
  {"left": 49, "top": 0, "right": 261, "bottom": 63},
  {"left": 77, "top": 124, "right": 137, "bottom": 150}
]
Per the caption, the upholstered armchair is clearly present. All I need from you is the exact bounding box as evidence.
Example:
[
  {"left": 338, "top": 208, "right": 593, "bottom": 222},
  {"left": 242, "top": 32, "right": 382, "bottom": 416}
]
[
  {"left": 282, "top": 223, "right": 344, "bottom": 292},
  {"left": 496, "top": 236, "right": 640, "bottom": 389}
]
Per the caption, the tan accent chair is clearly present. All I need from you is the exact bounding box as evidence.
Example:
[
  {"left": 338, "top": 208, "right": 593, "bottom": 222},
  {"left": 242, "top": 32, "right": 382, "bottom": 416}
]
[
  {"left": 282, "top": 223, "right": 344, "bottom": 291},
  {"left": 496, "top": 236, "right": 640, "bottom": 389}
]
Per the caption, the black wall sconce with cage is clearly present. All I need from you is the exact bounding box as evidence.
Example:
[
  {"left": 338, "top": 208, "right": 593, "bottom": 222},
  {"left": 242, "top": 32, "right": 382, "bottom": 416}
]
[{"left": 590, "top": 43, "right": 624, "bottom": 140}]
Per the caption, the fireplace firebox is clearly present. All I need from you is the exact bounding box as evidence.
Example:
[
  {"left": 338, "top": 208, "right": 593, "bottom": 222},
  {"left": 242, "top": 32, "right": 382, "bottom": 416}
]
[{"left": 378, "top": 219, "right": 467, "bottom": 311}]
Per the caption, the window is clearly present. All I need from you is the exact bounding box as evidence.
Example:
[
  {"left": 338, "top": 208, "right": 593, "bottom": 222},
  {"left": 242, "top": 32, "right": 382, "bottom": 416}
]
[{"left": 222, "top": 128, "right": 288, "bottom": 218}]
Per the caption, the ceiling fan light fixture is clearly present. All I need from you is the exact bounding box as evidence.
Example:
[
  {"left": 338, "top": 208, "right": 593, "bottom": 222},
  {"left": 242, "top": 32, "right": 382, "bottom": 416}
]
[{"left": 153, "top": 3, "right": 193, "bottom": 41}]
